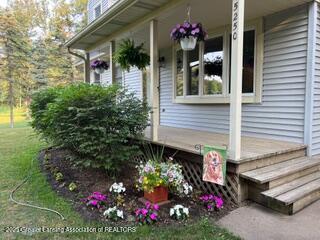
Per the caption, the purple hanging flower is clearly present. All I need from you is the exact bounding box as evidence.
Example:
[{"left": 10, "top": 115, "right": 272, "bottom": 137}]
[
  {"left": 90, "top": 60, "right": 109, "bottom": 70},
  {"left": 170, "top": 21, "right": 207, "bottom": 42}
]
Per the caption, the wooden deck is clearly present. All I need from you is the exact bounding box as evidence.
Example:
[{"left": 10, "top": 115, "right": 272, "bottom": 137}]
[{"left": 144, "top": 126, "right": 305, "bottom": 163}]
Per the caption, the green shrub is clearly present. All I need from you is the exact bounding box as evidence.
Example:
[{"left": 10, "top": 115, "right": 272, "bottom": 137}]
[
  {"left": 30, "top": 86, "right": 62, "bottom": 139},
  {"left": 30, "top": 83, "right": 149, "bottom": 175}
]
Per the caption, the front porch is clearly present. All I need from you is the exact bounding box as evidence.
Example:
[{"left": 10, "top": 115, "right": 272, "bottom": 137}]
[{"left": 144, "top": 126, "right": 306, "bottom": 164}]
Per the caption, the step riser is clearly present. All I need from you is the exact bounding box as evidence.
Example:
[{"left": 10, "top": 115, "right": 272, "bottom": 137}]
[
  {"left": 238, "top": 149, "right": 306, "bottom": 173},
  {"left": 269, "top": 165, "right": 320, "bottom": 189},
  {"left": 246, "top": 165, "right": 320, "bottom": 191},
  {"left": 292, "top": 189, "right": 320, "bottom": 214}
]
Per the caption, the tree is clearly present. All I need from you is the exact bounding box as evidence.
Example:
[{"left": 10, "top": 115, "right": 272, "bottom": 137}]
[{"left": 0, "top": 0, "right": 88, "bottom": 126}]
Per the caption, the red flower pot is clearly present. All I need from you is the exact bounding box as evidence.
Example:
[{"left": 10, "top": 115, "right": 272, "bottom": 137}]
[{"left": 144, "top": 186, "right": 168, "bottom": 203}]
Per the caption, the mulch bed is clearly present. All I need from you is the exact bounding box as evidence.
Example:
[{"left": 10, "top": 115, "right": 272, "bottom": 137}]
[{"left": 39, "top": 147, "right": 237, "bottom": 226}]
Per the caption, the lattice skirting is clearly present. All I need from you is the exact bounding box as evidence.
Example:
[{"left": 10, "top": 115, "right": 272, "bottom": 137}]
[{"left": 131, "top": 145, "right": 240, "bottom": 205}]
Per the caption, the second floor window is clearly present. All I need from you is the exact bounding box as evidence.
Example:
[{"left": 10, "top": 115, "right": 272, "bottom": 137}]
[{"left": 94, "top": 4, "right": 102, "bottom": 19}]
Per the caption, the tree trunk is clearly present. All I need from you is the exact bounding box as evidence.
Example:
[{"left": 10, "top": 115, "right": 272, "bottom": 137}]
[{"left": 9, "top": 77, "right": 14, "bottom": 128}]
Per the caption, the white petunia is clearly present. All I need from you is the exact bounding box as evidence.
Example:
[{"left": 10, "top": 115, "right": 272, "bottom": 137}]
[
  {"left": 183, "top": 207, "right": 189, "bottom": 215},
  {"left": 117, "top": 210, "right": 124, "bottom": 219},
  {"left": 170, "top": 208, "right": 174, "bottom": 216}
]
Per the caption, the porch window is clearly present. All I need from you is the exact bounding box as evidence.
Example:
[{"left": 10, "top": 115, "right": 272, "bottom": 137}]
[
  {"left": 175, "top": 49, "right": 183, "bottom": 96},
  {"left": 186, "top": 44, "right": 200, "bottom": 96},
  {"left": 203, "top": 36, "right": 223, "bottom": 95},
  {"left": 173, "top": 19, "right": 263, "bottom": 104}
]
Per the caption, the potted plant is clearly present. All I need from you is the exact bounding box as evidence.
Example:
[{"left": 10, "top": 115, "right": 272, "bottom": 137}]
[
  {"left": 114, "top": 39, "right": 150, "bottom": 72},
  {"left": 91, "top": 59, "right": 109, "bottom": 74},
  {"left": 136, "top": 159, "right": 193, "bottom": 203},
  {"left": 170, "top": 21, "right": 207, "bottom": 51}
]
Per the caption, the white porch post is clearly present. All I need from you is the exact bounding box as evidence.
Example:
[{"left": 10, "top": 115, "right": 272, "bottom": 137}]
[
  {"left": 229, "top": 0, "right": 245, "bottom": 160},
  {"left": 85, "top": 52, "right": 91, "bottom": 83},
  {"left": 109, "top": 40, "right": 116, "bottom": 84},
  {"left": 150, "top": 19, "right": 160, "bottom": 141}
]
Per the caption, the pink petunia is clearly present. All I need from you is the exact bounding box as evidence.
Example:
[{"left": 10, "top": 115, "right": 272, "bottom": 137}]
[
  {"left": 150, "top": 213, "right": 157, "bottom": 220},
  {"left": 141, "top": 208, "right": 148, "bottom": 216},
  {"left": 135, "top": 209, "right": 141, "bottom": 216},
  {"left": 145, "top": 201, "right": 151, "bottom": 209},
  {"left": 89, "top": 200, "right": 98, "bottom": 206},
  {"left": 153, "top": 204, "right": 159, "bottom": 211}
]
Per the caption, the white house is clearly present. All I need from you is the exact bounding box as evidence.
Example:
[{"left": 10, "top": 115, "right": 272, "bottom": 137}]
[{"left": 66, "top": 0, "right": 320, "bottom": 215}]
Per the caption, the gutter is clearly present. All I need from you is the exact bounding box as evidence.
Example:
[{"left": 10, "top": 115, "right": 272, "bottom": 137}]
[{"left": 65, "top": 0, "right": 137, "bottom": 48}]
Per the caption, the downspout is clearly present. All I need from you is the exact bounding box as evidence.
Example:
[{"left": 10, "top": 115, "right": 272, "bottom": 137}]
[
  {"left": 304, "top": 2, "right": 317, "bottom": 156},
  {"left": 68, "top": 47, "right": 90, "bottom": 83}
]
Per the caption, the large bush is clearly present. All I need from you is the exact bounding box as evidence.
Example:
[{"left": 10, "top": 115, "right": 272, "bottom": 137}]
[{"left": 30, "top": 83, "right": 149, "bottom": 174}]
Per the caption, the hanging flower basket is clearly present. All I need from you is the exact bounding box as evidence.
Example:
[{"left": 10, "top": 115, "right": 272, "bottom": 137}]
[
  {"left": 113, "top": 39, "right": 150, "bottom": 72},
  {"left": 91, "top": 60, "right": 109, "bottom": 74},
  {"left": 170, "top": 21, "right": 207, "bottom": 51}
]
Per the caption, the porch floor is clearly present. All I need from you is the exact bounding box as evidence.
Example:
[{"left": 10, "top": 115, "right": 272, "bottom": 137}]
[{"left": 144, "top": 126, "right": 306, "bottom": 163}]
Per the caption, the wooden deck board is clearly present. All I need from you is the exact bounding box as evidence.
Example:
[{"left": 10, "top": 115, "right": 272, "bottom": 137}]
[{"left": 144, "top": 126, "right": 305, "bottom": 163}]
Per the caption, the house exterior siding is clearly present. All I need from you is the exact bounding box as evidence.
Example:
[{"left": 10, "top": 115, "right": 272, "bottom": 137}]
[
  {"left": 88, "top": 0, "right": 117, "bottom": 23},
  {"left": 159, "top": 5, "right": 308, "bottom": 143},
  {"left": 85, "top": 2, "right": 314, "bottom": 146}
]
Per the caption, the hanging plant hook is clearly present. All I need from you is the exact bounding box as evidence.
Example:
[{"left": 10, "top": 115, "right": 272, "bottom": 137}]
[{"left": 186, "top": 4, "right": 191, "bottom": 22}]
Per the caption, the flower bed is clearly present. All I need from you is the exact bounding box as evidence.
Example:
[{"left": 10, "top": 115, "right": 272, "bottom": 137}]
[{"left": 39, "top": 148, "right": 236, "bottom": 226}]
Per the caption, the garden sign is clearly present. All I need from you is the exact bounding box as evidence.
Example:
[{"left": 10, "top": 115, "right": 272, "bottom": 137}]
[{"left": 202, "top": 145, "right": 227, "bottom": 186}]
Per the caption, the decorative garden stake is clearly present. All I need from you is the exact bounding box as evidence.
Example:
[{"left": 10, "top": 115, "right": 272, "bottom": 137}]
[
  {"left": 170, "top": 6, "right": 207, "bottom": 51},
  {"left": 91, "top": 59, "right": 109, "bottom": 74}
]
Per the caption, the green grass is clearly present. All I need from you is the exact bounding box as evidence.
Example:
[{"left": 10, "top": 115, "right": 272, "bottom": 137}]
[{"left": 0, "top": 119, "right": 240, "bottom": 239}]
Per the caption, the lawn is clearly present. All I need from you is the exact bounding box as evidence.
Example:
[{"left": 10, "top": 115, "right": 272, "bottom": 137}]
[{"left": 0, "top": 108, "right": 240, "bottom": 240}]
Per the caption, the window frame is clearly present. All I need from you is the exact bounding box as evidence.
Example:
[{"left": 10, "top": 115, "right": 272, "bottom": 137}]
[
  {"left": 172, "top": 18, "right": 263, "bottom": 104},
  {"left": 93, "top": 1, "right": 102, "bottom": 20}
]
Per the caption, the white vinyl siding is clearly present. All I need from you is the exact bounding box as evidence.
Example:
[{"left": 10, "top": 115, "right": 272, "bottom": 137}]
[
  {"left": 123, "top": 68, "right": 143, "bottom": 100},
  {"left": 88, "top": 0, "right": 109, "bottom": 23},
  {"left": 159, "top": 5, "right": 308, "bottom": 143}
]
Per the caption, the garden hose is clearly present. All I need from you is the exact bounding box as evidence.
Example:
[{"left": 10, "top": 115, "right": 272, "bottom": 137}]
[{"left": 9, "top": 156, "right": 65, "bottom": 220}]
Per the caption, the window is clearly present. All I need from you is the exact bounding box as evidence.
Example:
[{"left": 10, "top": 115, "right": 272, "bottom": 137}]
[
  {"left": 204, "top": 36, "right": 223, "bottom": 95},
  {"left": 173, "top": 19, "right": 263, "bottom": 104},
  {"left": 229, "top": 30, "right": 255, "bottom": 94},
  {"left": 94, "top": 3, "right": 102, "bottom": 19},
  {"left": 186, "top": 44, "right": 200, "bottom": 95},
  {"left": 175, "top": 49, "right": 183, "bottom": 96}
]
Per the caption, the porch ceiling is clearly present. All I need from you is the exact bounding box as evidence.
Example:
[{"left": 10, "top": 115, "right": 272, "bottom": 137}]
[
  {"left": 66, "top": 0, "right": 312, "bottom": 51},
  {"left": 65, "top": 0, "right": 172, "bottom": 50}
]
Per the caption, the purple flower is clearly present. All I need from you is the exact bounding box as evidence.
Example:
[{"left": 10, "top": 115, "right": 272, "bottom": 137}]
[
  {"left": 192, "top": 23, "right": 197, "bottom": 28},
  {"left": 153, "top": 204, "right": 159, "bottom": 211},
  {"left": 150, "top": 213, "right": 157, "bottom": 220},
  {"left": 207, "top": 204, "right": 212, "bottom": 210},
  {"left": 179, "top": 28, "right": 186, "bottom": 34},
  {"left": 89, "top": 200, "right": 98, "bottom": 206},
  {"left": 145, "top": 201, "right": 151, "bottom": 209},
  {"left": 141, "top": 208, "right": 148, "bottom": 216},
  {"left": 135, "top": 209, "right": 141, "bottom": 216},
  {"left": 183, "top": 22, "right": 191, "bottom": 28},
  {"left": 214, "top": 196, "right": 224, "bottom": 209}
]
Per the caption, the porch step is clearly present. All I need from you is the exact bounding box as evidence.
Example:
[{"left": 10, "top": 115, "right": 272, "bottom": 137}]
[
  {"left": 240, "top": 156, "right": 320, "bottom": 188},
  {"left": 242, "top": 156, "right": 320, "bottom": 215},
  {"left": 236, "top": 146, "right": 306, "bottom": 173},
  {"left": 262, "top": 172, "right": 320, "bottom": 215}
]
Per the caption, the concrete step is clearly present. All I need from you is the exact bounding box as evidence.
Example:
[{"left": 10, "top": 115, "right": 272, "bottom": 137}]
[
  {"left": 241, "top": 157, "right": 320, "bottom": 188},
  {"left": 262, "top": 172, "right": 320, "bottom": 215}
]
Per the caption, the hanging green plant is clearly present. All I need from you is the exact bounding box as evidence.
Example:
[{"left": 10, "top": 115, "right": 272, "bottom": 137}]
[{"left": 114, "top": 39, "right": 150, "bottom": 72}]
